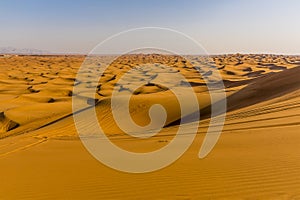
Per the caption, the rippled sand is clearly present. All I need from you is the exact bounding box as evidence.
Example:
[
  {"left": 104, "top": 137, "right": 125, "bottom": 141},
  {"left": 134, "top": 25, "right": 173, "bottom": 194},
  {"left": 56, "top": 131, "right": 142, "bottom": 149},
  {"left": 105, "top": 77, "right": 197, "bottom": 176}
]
[{"left": 0, "top": 54, "right": 300, "bottom": 199}]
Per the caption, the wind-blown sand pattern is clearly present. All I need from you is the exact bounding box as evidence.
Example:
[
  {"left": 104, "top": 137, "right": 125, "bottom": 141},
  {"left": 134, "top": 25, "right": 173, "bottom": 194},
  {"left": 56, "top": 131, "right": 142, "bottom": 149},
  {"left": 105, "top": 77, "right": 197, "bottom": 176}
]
[{"left": 0, "top": 54, "right": 300, "bottom": 199}]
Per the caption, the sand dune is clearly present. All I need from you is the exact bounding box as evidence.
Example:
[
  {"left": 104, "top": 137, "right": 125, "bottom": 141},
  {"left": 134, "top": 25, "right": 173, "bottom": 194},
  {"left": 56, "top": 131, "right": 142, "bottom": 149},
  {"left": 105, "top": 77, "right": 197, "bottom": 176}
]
[
  {"left": 191, "top": 65, "right": 300, "bottom": 122},
  {"left": 0, "top": 54, "right": 300, "bottom": 199}
]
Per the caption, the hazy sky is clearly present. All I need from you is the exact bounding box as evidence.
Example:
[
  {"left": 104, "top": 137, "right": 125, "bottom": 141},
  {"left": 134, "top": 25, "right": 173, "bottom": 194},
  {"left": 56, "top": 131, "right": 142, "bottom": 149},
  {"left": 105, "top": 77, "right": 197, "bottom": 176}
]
[{"left": 1, "top": 0, "right": 300, "bottom": 54}]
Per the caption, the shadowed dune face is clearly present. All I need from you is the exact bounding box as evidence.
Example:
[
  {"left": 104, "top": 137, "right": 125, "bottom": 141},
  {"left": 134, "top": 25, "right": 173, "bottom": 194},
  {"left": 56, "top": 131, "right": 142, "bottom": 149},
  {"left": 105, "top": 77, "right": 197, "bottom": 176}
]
[
  {"left": 181, "top": 65, "right": 300, "bottom": 123},
  {"left": 226, "top": 66, "right": 300, "bottom": 112},
  {"left": 0, "top": 112, "right": 19, "bottom": 133}
]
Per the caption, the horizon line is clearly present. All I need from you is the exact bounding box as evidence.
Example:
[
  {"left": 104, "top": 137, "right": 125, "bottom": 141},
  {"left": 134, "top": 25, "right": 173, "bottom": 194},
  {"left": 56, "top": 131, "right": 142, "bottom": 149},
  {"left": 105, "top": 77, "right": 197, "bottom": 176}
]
[{"left": 1, "top": 53, "right": 300, "bottom": 56}]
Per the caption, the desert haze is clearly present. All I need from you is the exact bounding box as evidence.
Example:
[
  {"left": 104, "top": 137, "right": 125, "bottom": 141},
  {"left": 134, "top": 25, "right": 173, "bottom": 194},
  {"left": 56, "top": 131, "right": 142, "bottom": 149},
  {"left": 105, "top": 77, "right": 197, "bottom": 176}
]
[{"left": 0, "top": 54, "right": 300, "bottom": 199}]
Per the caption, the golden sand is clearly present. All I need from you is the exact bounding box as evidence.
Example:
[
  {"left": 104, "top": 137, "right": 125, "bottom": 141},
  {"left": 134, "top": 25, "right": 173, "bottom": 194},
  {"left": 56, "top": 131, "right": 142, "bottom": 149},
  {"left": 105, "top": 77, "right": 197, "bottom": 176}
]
[{"left": 0, "top": 54, "right": 300, "bottom": 199}]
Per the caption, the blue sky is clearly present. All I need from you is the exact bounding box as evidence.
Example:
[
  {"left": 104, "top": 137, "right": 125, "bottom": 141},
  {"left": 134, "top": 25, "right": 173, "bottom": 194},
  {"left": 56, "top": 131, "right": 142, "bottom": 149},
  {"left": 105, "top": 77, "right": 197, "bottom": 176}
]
[{"left": 1, "top": 0, "right": 299, "bottom": 54}]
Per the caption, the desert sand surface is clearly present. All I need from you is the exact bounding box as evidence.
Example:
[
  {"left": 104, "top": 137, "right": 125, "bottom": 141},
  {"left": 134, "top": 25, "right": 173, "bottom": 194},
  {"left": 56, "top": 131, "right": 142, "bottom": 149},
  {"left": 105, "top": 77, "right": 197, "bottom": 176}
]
[{"left": 0, "top": 54, "right": 300, "bottom": 199}]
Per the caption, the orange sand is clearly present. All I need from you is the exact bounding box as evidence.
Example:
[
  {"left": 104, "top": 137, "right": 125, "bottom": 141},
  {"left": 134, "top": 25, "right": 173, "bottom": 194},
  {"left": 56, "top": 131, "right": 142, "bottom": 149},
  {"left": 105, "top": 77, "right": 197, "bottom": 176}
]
[{"left": 0, "top": 54, "right": 300, "bottom": 199}]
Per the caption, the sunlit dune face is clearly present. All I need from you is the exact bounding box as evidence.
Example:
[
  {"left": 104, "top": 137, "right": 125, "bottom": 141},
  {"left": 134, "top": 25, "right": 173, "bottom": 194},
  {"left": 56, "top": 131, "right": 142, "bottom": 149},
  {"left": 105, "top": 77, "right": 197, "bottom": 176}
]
[{"left": 0, "top": 54, "right": 299, "bottom": 140}]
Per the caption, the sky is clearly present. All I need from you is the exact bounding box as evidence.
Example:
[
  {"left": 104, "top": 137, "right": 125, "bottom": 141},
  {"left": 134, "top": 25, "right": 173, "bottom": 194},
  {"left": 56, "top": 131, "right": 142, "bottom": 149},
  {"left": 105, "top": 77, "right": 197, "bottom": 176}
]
[{"left": 0, "top": 0, "right": 300, "bottom": 54}]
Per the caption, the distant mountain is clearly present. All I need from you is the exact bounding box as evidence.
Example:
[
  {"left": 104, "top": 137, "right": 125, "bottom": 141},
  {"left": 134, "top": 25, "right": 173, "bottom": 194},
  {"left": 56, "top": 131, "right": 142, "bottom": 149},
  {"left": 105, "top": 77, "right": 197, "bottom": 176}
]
[{"left": 0, "top": 47, "right": 52, "bottom": 55}]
